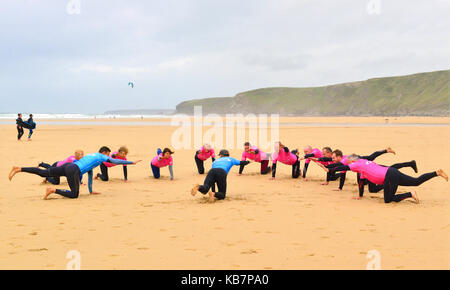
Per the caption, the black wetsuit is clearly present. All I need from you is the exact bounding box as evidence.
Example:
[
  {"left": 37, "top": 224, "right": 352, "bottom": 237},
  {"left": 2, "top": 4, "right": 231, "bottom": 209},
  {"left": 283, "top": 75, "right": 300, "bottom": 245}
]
[
  {"left": 330, "top": 163, "right": 437, "bottom": 203},
  {"left": 239, "top": 149, "right": 271, "bottom": 175},
  {"left": 27, "top": 117, "right": 34, "bottom": 139},
  {"left": 39, "top": 162, "right": 61, "bottom": 185},
  {"left": 198, "top": 160, "right": 250, "bottom": 200},
  {"left": 194, "top": 151, "right": 215, "bottom": 174},
  {"left": 16, "top": 118, "right": 24, "bottom": 140},
  {"left": 323, "top": 149, "right": 389, "bottom": 189},
  {"left": 357, "top": 161, "right": 417, "bottom": 194},
  {"left": 271, "top": 147, "right": 300, "bottom": 179},
  {"left": 96, "top": 153, "right": 128, "bottom": 181},
  {"left": 21, "top": 163, "right": 81, "bottom": 198}
]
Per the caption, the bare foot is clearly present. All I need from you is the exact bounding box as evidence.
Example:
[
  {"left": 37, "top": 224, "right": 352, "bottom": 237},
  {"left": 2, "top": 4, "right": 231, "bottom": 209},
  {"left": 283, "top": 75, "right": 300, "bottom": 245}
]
[
  {"left": 411, "top": 191, "right": 419, "bottom": 203},
  {"left": 41, "top": 179, "right": 47, "bottom": 184},
  {"left": 321, "top": 182, "right": 329, "bottom": 186},
  {"left": 191, "top": 184, "right": 199, "bottom": 196},
  {"left": 8, "top": 167, "right": 21, "bottom": 181},
  {"left": 208, "top": 191, "right": 216, "bottom": 203},
  {"left": 387, "top": 147, "right": 396, "bottom": 155},
  {"left": 437, "top": 169, "right": 448, "bottom": 181},
  {"left": 43, "top": 187, "right": 55, "bottom": 200}
]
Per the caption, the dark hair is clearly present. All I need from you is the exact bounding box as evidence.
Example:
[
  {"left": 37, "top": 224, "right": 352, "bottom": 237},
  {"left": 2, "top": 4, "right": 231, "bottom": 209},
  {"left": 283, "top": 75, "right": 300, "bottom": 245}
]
[
  {"left": 18, "top": 113, "right": 22, "bottom": 117},
  {"left": 29, "top": 114, "right": 33, "bottom": 117},
  {"left": 219, "top": 149, "right": 230, "bottom": 157},
  {"left": 162, "top": 148, "right": 174, "bottom": 155},
  {"left": 99, "top": 146, "right": 111, "bottom": 153},
  {"left": 333, "top": 149, "right": 343, "bottom": 157},
  {"left": 244, "top": 142, "right": 251, "bottom": 146},
  {"left": 323, "top": 147, "right": 332, "bottom": 153}
]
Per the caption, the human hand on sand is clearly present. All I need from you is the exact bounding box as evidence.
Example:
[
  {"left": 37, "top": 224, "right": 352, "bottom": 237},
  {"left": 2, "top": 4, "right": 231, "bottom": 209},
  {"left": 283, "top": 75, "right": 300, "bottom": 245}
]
[
  {"left": 133, "top": 160, "right": 142, "bottom": 165},
  {"left": 352, "top": 196, "right": 362, "bottom": 200},
  {"left": 91, "top": 192, "right": 101, "bottom": 195}
]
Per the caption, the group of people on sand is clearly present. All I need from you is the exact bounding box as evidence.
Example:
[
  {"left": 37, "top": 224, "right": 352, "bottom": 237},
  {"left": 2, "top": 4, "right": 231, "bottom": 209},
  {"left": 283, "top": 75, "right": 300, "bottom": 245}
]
[
  {"left": 8, "top": 141, "right": 448, "bottom": 204},
  {"left": 190, "top": 141, "right": 448, "bottom": 204},
  {"left": 16, "top": 113, "right": 36, "bottom": 141}
]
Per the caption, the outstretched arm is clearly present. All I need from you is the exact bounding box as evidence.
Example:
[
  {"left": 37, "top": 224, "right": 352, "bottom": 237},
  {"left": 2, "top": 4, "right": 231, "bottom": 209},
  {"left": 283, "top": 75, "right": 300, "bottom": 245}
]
[
  {"left": 168, "top": 165, "right": 174, "bottom": 180},
  {"left": 88, "top": 170, "right": 93, "bottom": 193}
]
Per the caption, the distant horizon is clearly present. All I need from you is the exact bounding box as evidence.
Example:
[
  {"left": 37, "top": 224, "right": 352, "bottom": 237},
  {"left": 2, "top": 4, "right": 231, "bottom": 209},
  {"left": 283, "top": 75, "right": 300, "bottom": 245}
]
[{"left": 2, "top": 68, "right": 448, "bottom": 115}]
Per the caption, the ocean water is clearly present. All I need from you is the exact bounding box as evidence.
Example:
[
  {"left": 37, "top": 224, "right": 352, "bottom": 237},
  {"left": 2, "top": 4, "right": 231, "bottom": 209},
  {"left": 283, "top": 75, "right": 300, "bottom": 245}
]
[{"left": 0, "top": 113, "right": 172, "bottom": 119}]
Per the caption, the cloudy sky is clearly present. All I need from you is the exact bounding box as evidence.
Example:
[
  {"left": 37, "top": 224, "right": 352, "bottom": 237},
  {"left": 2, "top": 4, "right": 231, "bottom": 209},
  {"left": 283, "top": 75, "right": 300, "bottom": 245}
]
[{"left": 1, "top": 0, "right": 449, "bottom": 113}]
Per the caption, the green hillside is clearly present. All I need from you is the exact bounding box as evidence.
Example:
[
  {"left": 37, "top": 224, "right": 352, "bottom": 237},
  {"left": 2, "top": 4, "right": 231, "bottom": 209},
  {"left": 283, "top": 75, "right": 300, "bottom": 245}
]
[{"left": 176, "top": 70, "right": 450, "bottom": 116}]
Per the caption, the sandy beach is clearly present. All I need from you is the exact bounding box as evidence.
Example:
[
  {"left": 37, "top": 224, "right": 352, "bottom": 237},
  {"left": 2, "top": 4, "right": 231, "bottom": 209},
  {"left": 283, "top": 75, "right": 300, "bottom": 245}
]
[{"left": 0, "top": 117, "right": 449, "bottom": 269}]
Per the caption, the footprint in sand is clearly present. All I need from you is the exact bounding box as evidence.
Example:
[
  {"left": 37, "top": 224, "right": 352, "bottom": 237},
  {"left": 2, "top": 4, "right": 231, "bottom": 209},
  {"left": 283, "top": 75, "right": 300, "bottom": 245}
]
[
  {"left": 137, "top": 248, "right": 149, "bottom": 251},
  {"left": 29, "top": 232, "right": 38, "bottom": 236},
  {"left": 241, "top": 249, "right": 259, "bottom": 254},
  {"left": 28, "top": 248, "right": 48, "bottom": 252}
]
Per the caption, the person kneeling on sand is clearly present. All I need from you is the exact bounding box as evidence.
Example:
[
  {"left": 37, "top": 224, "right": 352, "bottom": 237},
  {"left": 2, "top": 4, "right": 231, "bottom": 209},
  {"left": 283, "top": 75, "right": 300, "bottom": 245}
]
[{"left": 191, "top": 149, "right": 250, "bottom": 202}]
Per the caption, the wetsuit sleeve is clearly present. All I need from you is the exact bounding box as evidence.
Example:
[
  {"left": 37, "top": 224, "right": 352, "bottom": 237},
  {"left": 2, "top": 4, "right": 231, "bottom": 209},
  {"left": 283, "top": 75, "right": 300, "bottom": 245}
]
[
  {"left": 318, "top": 157, "right": 332, "bottom": 162},
  {"left": 272, "top": 163, "right": 277, "bottom": 178},
  {"left": 239, "top": 162, "right": 247, "bottom": 174},
  {"left": 239, "top": 161, "right": 250, "bottom": 166},
  {"left": 168, "top": 165, "right": 174, "bottom": 180},
  {"left": 326, "top": 162, "right": 341, "bottom": 169},
  {"left": 107, "top": 158, "right": 133, "bottom": 165},
  {"left": 330, "top": 165, "right": 351, "bottom": 173},
  {"left": 254, "top": 149, "right": 259, "bottom": 154},
  {"left": 88, "top": 170, "right": 93, "bottom": 193},
  {"left": 339, "top": 172, "right": 346, "bottom": 190},
  {"left": 304, "top": 153, "right": 315, "bottom": 159},
  {"left": 123, "top": 166, "right": 128, "bottom": 180},
  {"left": 212, "top": 157, "right": 215, "bottom": 162},
  {"left": 284, "top": 147, "right": 290, "bottom": 153}
]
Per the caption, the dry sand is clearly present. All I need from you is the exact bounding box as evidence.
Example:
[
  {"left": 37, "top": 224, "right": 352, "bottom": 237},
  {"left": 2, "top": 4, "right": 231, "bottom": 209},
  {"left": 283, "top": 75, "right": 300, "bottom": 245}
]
[{"left": 0, "top": 117, "right": 449, "bottom": 269}]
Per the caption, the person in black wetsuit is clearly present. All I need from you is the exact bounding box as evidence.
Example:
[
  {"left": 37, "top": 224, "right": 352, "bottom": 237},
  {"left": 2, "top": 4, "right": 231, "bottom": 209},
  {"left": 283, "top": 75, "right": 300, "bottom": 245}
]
[
  {"left": 322, "top": 154, "right": 448, "bottom": 203},
  {"left": 95, "top": 146, "right": 130, "bottom": 182},
  {"left": 27, "top": 114, "right": 34, "bottom": 140},
  {"left": 16, "top": 113, "right": 24, "bottom": 141}
]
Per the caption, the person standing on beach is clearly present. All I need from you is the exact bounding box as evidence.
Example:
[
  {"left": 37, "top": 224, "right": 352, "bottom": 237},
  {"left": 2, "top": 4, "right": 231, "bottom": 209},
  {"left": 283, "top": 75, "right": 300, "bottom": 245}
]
[
  {"left": 26, "top": 114, "right": 35, "bottom": 141},
  {"left": 238, "top": 142, "right": 271, "bottom": 175},
  {"left": 8, "top": 146, "right": 141, "bottom": 199},
  {"left": 322, "top": 154, "right": 448, "bottom": 203},
  {"left": 96, "top": 146, "right": 130, "bottom": 182},
  {"left": 151, "top": 148, "right": 175, "bottom": 180},
  {"left": 191, "top": 149, "right": 250, "bottom": 202},
  {"left": 194, "top": 143, "right": 215, "bottom": 174},
  {"left": 16, "top": 113, "right": 24, "bottom": 141},
  {"left": 270, "top": 142, "right": 300, "bottom": 179}
]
